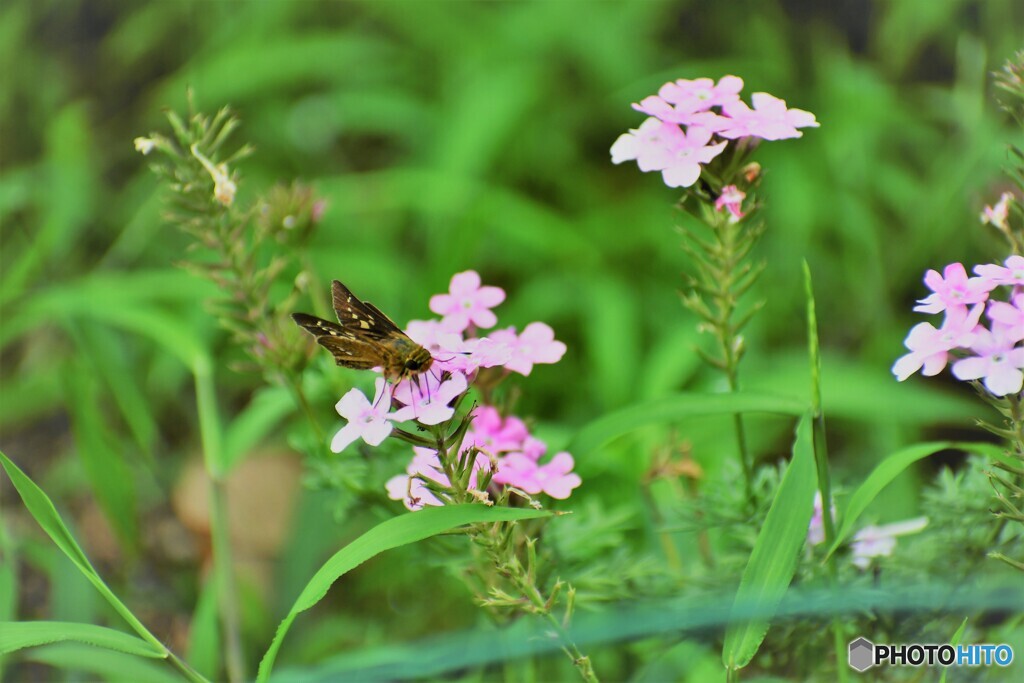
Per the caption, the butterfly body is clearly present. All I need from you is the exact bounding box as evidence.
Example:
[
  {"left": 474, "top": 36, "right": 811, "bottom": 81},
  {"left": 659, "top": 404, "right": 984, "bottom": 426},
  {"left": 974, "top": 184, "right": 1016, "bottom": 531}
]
[{"left": 292, "top": 280, "right": 433, "bottom": 382}]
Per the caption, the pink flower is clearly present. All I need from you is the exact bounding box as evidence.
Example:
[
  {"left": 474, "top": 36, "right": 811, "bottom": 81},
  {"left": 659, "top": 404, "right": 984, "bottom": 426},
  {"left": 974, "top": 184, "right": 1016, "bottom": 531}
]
[
  {"left": 493, "top": 452, "right": 581, "bottom": 499},
  {"left": 406, "top": 319, "right": 464, "bottom": 355},
  {"left": 441, "top": 336, "right": 514, "bottom": 374},
  {"left": 715, "top": 185, "right": 746, "bottom": 221},
  {"left": 980, "top": 192, "right": 1013, "bottom": 231},
  {"left": 914, "top": 263, "right": 994, "bottom": 314},
  {"left": 659, "top": 75, "right": 744, "bottom": 110},
  {"left": 807, "top": 492, "right": 835, "bottom": 547},
  {"left": 892, "top": 303, "right": 984, "bottom": 380},
  {"left": 468, "top": 406, "right": 530, "bottom": 454},
  {"left": 331, "top": 379, "right": 396, "bottom": 452},
  {"left": 719, "top": 93, "right": 819, "bottom": 141},
  {"left": 392, "top": 371, "right": 468, "bottom": 425},
  {"left": 610, "top": 117, "right": 688, "bottom": 171},
  {"left": 951, "top": 323, "right": 1024, "bottom": 396},
  {"left": 386, "top": 448, "right": 447, "bottom": 510},
  {"left": 429, "top": 271, "right": 506, "bottom": 332},
  {"left": 387, "top": 447, "right": 491, "bottom": 510},
  {"left": 850, "top": 517, "right": 928, "bottom": 569},
  {"left": 987, "top": 293, "right": 1024, "bottom": 341},
  {"left": 632, "top": 76, "right": 744, "bottom": 124},
  {"left": 489, "top": 322, "right": 567, "bottom": 376},
  {"left": 974, "top": 255, "right": 1024, "bottom": 288},
  {"left": 659, "top": 126, "right": 727, "bottom": 188}
]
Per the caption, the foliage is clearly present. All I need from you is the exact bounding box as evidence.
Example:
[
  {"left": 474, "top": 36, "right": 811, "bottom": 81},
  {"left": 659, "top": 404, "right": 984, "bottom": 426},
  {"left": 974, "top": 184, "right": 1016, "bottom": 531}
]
[{"left": 3, "top": 1, "right": 1024, "bottom": 681}]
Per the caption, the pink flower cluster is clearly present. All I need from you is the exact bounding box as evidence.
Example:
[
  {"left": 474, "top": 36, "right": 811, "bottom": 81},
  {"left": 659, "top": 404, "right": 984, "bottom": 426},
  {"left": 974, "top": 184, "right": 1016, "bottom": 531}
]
[
  {"left": 611, "top": 75, "right": 819, "bottom": 188},
  {"left": 893, "top": 257, "right": 1024, "bottom": 396},
  {"left": 386, "top": 406, "right": 581, "bottom": 510},
  {"left": 326, "top": 271, "right": 579, "bottom": 508}
]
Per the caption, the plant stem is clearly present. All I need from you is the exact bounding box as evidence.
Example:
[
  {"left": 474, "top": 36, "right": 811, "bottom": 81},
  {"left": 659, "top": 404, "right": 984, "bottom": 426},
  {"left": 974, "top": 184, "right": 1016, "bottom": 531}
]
[
  {"left": 193, "top": 362, "right": 246, "bottom": 682},
  {"left": 716, "top": 217, "right": 754, "bottom": 506}
]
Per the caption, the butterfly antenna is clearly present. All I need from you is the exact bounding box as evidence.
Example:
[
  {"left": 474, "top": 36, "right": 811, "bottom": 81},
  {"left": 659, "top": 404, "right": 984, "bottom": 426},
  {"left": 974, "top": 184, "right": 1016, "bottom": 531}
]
[{"left": 373, "top": 380, "right": 389, "bottom": 410}]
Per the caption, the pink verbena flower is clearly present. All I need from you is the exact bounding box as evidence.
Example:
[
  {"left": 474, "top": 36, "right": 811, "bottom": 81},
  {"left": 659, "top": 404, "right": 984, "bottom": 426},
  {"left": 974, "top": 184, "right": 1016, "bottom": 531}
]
[
  {"left": 659, "top": 126, "right": 727, "bottom": 188},
  {"left": 892, "top": 303, "right": 984, "bottom": 380},
  {"left": 406, "top": 319, "right": 464, "bottom": 355},
  {"left": 493, "top": 451, "right": 581, "bottom": 499},
  {"left": 386, "top": 447, "right": 491, "bottom": 511},
  {"left": 331, "top": 379, "right": 397, "bottom": 452},
  {"left": 468, "top": 406, "right": 530, "bottom": 454},
  {"left": 715, "top": 184, "right": 746, "bottom": 221},
  {"left": 611, "top": 117, "right": 687, "bottom": 171},
  {"left": 632, "top": 76, "right": 743, "bottom": 126},
  {"left": 611, "top": 120, "right": 726, "bottom": 188},
  {"left": 489, "top": 322, "right": 567, "bottom": 376},
  {"left": 807, "top": 492, "right": 835, "bottom": 547},
  {"left": 429, "top": 270, "right": 506, "bottom": 332},
  {"left": 988, "top": 293, "right": 1024, "bottom": 340},
  {"left": 719, "top": 93, "right": 819, "bottom": 141},
  {"left": 850, "top": 517, "right": 928, "bottom": 569},
  {"left": 980, "top": 192, "right": 1013, "bottom": 231},
  {"left": 974, "top": 255, "right": 1024, "bottom": 288},
  {"left": 392, "top": 371, "right": 468, "bottom": 425},
  {"left": 914, "top": 263, "right": 994, "bottom": 314},
  {"left": 951, "top": 323, "right": 1024, "bottom": 396},
  {"left": 659, "top": 75, "right": 744, "bottom": 111},
  {"left": 443, "top": 336, "right": 514, "bottom": 374}
]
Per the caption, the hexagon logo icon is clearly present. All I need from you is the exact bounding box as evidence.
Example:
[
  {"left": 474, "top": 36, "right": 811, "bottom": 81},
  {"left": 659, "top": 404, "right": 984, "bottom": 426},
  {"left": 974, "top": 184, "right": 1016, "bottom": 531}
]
[{"left": 848, "top": 637, "right": 875, "bottom": 672}]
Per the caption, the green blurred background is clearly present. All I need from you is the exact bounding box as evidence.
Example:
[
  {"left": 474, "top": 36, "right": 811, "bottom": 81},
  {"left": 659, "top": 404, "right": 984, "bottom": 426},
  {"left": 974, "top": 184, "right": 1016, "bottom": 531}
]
[{"left": 2, "top": 0, "right": 1023, "bottom": 680}]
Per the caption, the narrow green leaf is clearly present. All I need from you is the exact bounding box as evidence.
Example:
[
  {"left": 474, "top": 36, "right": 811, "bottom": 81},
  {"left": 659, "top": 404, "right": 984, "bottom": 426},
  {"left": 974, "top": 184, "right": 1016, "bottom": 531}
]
[
  {"left": 939, "top": 618, "right": 969, "bottom": 683},
  {"left": 825, "top": 441, "right": 953, "bottom": 560},
  {"left": 185, "top": 577, "right": 221, "bottom": 680},
  {"left": 26, "top": 643, "right": 180, "bottom": 683},
  {"left": 65, "top": 362, "right": 139, "bottom": 549},
  {"left": 257, "top": 505, "right": 552, "bottom": 682},
  {"left": 0, "top": 451, "right": 165, "bottom": 656},
  {"left": 0, "top": 622, "right": 162, "bottom": 658},
  {"left": 723, "top": 413, "right": 817, "bottom": 671},
  {"left": 569, "top": 392, "right": 807, "bottom": 457}
]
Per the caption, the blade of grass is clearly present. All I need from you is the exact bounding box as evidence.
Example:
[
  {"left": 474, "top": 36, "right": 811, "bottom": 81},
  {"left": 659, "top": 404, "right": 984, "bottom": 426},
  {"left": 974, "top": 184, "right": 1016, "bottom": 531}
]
[
  {"left": 0, "top": 621, "right": 162, "bottom": 658},
  {"left": 0, "top": 450, "right": 208, "bottom": 683},
  {"left": 824, "top": 441, "right": 967, "bottom": 561},
  {"left": 26, "top": 643, "right": 182, "bottom": 683},
  {"left": 257, "top": 505, "right": 553, "bottom": 682},
  {"left": 722, "top": 413, "right": 817, "bottom": 672}
]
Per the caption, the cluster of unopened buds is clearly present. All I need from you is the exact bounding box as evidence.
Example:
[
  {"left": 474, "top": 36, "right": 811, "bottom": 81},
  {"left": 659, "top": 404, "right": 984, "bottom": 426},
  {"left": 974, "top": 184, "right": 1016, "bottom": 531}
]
[
  {"left": 328, "top": 271, "right": 581, "bottom": 509},
  {"left": 893, "top": 255, "right": 1024, "bottom": 396},
  {"left": 610, "top": 75, "right": 818, "bottom": 189}
]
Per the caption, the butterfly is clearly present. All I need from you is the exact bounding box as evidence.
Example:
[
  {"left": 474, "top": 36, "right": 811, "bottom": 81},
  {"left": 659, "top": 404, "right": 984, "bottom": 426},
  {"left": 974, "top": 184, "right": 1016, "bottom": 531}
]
[{"left": 292, "top": 280, "right": 434, "bottom": 382}]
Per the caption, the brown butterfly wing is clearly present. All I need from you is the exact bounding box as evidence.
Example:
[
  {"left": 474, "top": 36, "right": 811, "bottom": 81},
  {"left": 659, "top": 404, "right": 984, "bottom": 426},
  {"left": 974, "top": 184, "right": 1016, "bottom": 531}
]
[
  {"left": 331, "top": 280, "right": 406, "bottom": 342},
  {"left": 291, "top": 312, "right": 387, "bottom": 370}
]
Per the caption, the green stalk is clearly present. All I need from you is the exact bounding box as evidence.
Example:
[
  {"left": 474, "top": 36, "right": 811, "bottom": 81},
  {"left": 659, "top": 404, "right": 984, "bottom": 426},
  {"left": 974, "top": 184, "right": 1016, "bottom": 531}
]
[
  {"left": 803, "top": 263, "right": 846, "bottom": 680},
  {"left": 194, "top": 360, "right": 246, "bottom": 683}
]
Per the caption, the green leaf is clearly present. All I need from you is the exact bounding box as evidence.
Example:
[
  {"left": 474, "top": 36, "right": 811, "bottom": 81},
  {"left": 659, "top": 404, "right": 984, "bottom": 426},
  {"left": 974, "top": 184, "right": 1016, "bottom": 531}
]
[
  {"left": 825, "top": 441, "right": 953, "bottom": 560},
  {"left": 0, "top": 621, "right": 162, "bottom": 658},
  {"left": 256, "top": 505, "right": 552, "bottom": 682},
  {"left": 26, "top": 643, "right": 180, "bottom": 683},
  {"left": 0, "top": 450, "right": 165, "bottom": 657},
  {"left": 569, "top": 392, "right": 807, "bottom": 457},
  {"left": 723, "top": 413, "right": 817, "bottom": 671},
  {"left": 185, "top": 577, "right": 221, "bottom": 680},
  {"left": 939, "top": 618, "right": 968, "bottom": 683},
  {"left": 65, "top": 362, "right": 139, "bottom": 549}
]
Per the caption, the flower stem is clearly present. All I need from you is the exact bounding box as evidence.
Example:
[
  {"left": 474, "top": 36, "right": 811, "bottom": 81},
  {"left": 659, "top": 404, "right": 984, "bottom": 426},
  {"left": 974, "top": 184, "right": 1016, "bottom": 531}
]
[{"left": 193, "top": 362, "right": 246, "bottom": 683}]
